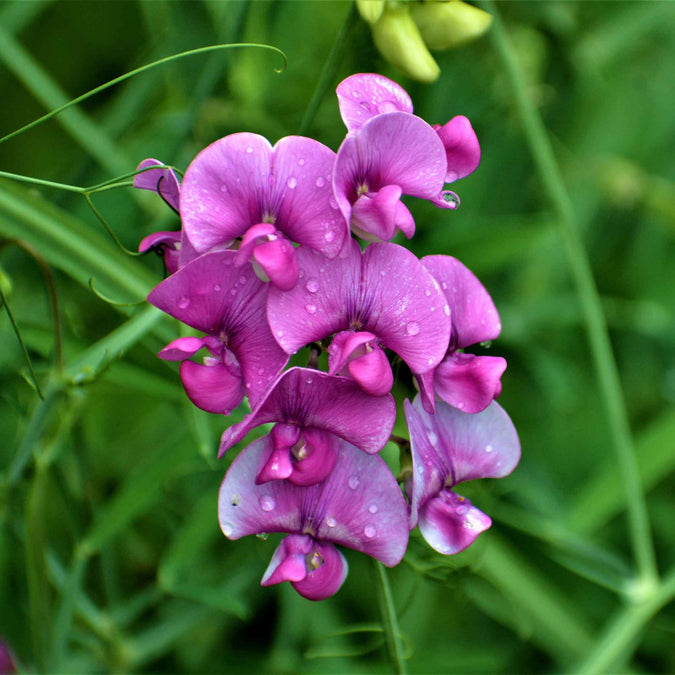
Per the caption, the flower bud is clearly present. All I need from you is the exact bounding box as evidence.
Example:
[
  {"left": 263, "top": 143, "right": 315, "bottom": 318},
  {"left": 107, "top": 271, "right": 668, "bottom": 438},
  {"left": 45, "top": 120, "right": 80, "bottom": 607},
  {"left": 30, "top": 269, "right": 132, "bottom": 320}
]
[
  {"left": 356, "top": 0, "right": 385, "bottom": 24},
  {"left": 372, "top": 3, "right": 440, "bottom": 83},
  {"left": 409, "top": 0, "right": 493, "bottom": 50}
]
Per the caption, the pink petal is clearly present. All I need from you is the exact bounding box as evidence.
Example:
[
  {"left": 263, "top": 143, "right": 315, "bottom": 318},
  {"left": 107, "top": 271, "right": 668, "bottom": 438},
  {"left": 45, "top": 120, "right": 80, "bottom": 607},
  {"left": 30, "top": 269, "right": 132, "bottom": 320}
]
[
  {"left": 219, "top": 367, "right": 396, "bottom": 458},
  {"left": 157, "top": 336, "right": 207, "bottom": 362},
  {"left": 435, "top": 116, "right": 481, "bottom": 182},
  {"left": 350, "top": 185, "right": 408, "bottom": 242},
  {"left": 422, "top": 255, "right": 501, "bottom": 348},
  {"left": 286, "top": 427, "right": 340, "bottom": 487},
  {"left": 134, "top": 158, "right": 180, "bottom": 211},
  {"left": 252, "top": 237, "right": 299, "bottom": 290},
  {"left": 256, "top": 432, "right": 295, "bottom": 483},
  {"left": 179, "top": 360, "right": 245, "bottom": 415},
  {"left": 347, "top": 348, "right": 393, "bottom": 397},
  {"left": 218, "top": 437, "right": 409, "bottom": 566},
  {"left": 139, "top": 230, "right": 182, "bottom": 275},
  {"left": 261, "top": 534, "right": 311, "bottom": 585},
  {"left": 336, "top": 73, "right": 413, "bottom": 132},
  {"left": 434, "top": 353, "right": 507, "bottom": 414},
  {"left": 291, "top": 541, "right": 348, "bottom": 601},
  {"left": 148, "top": 250, "right": 287, "bottom": 406},
  {"left": 415, "top": 369, "right": 437, "bottom": 414},
  {"left": 235, "top": 223, "right": 277, "bottom": 266},
  {"left": 418, "top": 491, "right": 491, "bottom": 555},
  {"left": 328, "top": 330, "right": 379, "bottom": 375}
]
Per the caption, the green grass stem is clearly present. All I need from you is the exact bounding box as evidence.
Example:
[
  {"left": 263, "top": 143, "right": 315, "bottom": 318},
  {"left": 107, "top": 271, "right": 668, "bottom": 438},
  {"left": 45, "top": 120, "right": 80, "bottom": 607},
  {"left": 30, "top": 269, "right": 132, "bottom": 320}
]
[{"left": 373, "top": 560, "right": 407, "bottom": 675}]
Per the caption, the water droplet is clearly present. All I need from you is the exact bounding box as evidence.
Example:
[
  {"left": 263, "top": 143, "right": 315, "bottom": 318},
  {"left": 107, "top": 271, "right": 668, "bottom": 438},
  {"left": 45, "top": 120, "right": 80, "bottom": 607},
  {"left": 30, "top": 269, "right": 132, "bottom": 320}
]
[
  {"left": 443, "top": 305, "right": 450, "bottom": 316},
  {"left": 485, "top": 444, "right": 494, "bottom": 453},
  {"left": 457, "top": 401, "right": 465, "bottom": 410},
  {"left": 425, "top": 289, "right": 432, "bottom": 297},
  {"left": 427, "top": 431, "right": 438, "bottom": 445},
  {"left": 364, "top": 525, "right": 376, "bottom": 538},
  {"left": 368, "top": 504, "right": 379, "bottom": 514},
  {"left": 326, "top": 516, "right": 336, "bottom": 527},
  {"left": 213, "top": 284, "right": 222, "bottom": 292},
  {"left": 230, "top": 493, "right": 241, "bottom": 506},
  {"left": 256, "top": 532, "right": 269, "bottom": 541},
  {"left": 427, "top": 357, "right": 434, "bottom": 365},
  {"left": 178, "top": 296, "right": 190, "bottom": 309},
  {"left": 246, "top": 146, "right": 253, "bottom": 154},
  {"left": 222, "top": 521, "right": 234, "bottom": 536},
  {"left": 417, "top": 465, "right": 424, "bottom": 475},
  {"left": 441, "top": 281, "right": 448, "bottom": 290},
  {"left": 287, "top": 176, "right": 298, "bottom": 189},
  {"left": 348, "top": 475, "right": 360, "bottom": 490},
  {"left": 329, "top": 197, "right": 339, "bottom": 210},
  {"left": 405, "top": 321, "right": 421, "bottom": 336},
  {"left": 230, "top": 288, "right": 237, "bottom": 296},
  {"left": 260, "top": 495, "right": 275, "bottom": 512},
  {"left": 239, "top": 275, "right": 247, "bottom": 285},
  {"left": 305, "top": 304, "right": 317, "bottom": 315},
  {"left": 324, "top": 230, "right": 335, "bottom": 242},
  {"left": 306, "top": 376, "right": 313, "bottom": 384},
  {"left": 380, "top": 270, "right": 386, "bottom": 277},
  {"left": 298, "top": 158, "right": 306, "bottom": 166},
  {"left": 315, "top": 176, "right": 325, "bottom": 188},
  {"left": 456, "top": 504, "right": 468, "bottom": 516},
  {"left": 258, "top": 368, "right": 265, "bottom": 375},
  {"left": 277, "top": 330, "right": 284, "bottom": 338},
  {"left": 306, "top": 278, "right": 319, "bottom": 293}
]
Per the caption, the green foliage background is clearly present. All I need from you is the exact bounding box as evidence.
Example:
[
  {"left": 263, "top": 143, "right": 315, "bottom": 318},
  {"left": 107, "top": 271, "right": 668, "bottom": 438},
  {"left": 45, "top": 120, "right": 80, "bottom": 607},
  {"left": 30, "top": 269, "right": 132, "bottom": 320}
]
[{"left": 1, "top": 1, "right": 674, "bottom": 672}]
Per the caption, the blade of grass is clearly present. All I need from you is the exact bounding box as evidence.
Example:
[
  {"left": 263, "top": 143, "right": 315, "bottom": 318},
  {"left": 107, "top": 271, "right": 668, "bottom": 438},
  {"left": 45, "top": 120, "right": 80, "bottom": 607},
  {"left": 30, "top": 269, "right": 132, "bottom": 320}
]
[{"left": 372, "top": 560, "right": 407, "bottom": 675}]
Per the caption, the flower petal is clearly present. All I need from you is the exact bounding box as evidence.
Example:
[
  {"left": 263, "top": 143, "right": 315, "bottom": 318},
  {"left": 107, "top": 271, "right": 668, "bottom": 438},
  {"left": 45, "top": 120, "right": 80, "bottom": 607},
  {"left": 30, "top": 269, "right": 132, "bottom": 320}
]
[
  {"left": 347, "top": 347, "right": 393, "bottom": 397},
  {"left": 261, "top": 534, "right": 311, "bottom": 585},
  {"left": 219, "top": 367, "right": 396, "bottom": 458},
  {"left": 134, "top": 158, "right": 180, "bottom": 211},
  {"left": 351, "top": 185, "right": 409, "bottom": 242},
  {"left": 336, "top": 73, "right": 413, "bottom": 132},
  {"left": 292, "top": 541, "right": 348, "bottom": 601},
  {"left": 422, "top": 255, "right": 501, "bottom": 348},
  {"left": 418, "top": 490, "right": 491, "bottom": 555},
  {"left": 179, "top": 360, "right": 245, "bottom": 415},
  {"left": 157, "top": 336, "right": 207, "bottom": 362},
  {"left": 434, "top": 353, "right": 507, "bottom": 414},
  {"left": 218, "top": 437, "right": 409, "bottom": 566},
  {"left": 435, "top": 116, "right": 481, "bottom": 182},
  {"left": 412, "top": 396, "right": 521, "bottom": 484},
  {"left": 252, "top": 237, "right": 299, "bottom": 290}
]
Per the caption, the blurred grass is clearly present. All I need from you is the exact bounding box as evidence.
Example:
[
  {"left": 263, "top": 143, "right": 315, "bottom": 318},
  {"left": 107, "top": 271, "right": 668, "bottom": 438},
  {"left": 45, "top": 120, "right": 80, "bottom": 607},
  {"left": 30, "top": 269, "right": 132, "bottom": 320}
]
[{"left": 1, "top": 1, "right": 674, "bottom": 673}]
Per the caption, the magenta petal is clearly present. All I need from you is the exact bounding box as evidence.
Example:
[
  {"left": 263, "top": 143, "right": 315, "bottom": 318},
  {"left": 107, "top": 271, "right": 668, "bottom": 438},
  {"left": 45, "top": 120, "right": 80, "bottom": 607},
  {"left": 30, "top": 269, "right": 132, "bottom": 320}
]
[
  {"left": 422, "top": 255, "right": 501, "bottom": 347},
  {"left": 157, "top": 336, "right": 206, "bottom": 361},
  {"left": 253, "top": 237, "right": 299, "bottom": 290},
  {"left": 434, "top": 353, "right": 507, "bottom": 413},
  {"left": 412, "top": 397, "right": 521, "bottom": 484},
  {"left": 138, "top": 230, "right": 181, "bottom": 254},
  {"left": 351, "top": 185, "right": 403, "bottom": 242},
  {"left": 179, "top": 360, "right": 245, "bottom": 415},
  {"left": 361, "top": 243, "right": 450, "bottom": 374},
  {"left": 287, "top": 428, "right": 340, "bottom": 487},
  {"left": 235, "top": 223, "right": 278, "bottom": 266},
  {"left": 418, "top": 491, "right": 491, "bottom": 555},
  {"left": 394, "top": 200, "right": 415, "bottom": 239},
  {"left": 134, "top": 158, "right": 180, "bottom": 211},
  {"left": 436, "top": 116, "right": 481, "bottom": 182},
  {"left": 415, "top": 370, "right": 437, "bottom": 414},
  {"left": 261, "top": 534, "right": 311, "bottom": 585},
  {"left": 348, "top": 348, "right": 393, "bottom": 397},
  {"left": 292, "top": 541, "right": 348, "bottom": 601},
  {"left": 219, "top": 367, "right": 396, "bottom": 457},
  {"left": 218, "top": 437, "right": 409, "bottom": 566},
  {"left": 256, "top": 438, "right": 294, "bottom": 483},
  {"left": 336, "top": 73, "right": 413, "bottom": 132},
  {"left": 328, "top": 330, "right": 378, "bottom": 375}
]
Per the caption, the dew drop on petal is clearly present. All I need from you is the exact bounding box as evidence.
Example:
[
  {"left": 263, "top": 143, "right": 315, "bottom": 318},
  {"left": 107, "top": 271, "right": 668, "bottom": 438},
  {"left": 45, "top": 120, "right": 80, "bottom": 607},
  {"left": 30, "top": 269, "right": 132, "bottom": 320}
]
[
  {"left": 298, "top": 158, "right": 306, "bottom": 166},
  {"left": 306, "top": 376, "right": 313, "bottom": 384},
  {"left": 178, "top": 296, "right": 190, "bottom": 309},
  {"left": 485, "top": 444, "right": 494, "bottom": 453},
  {"left": 425, "top": 289, "right": 432, "bottom": 297},
  {"left": 315, "top": 176, "right": 325, "bottom": 188},
  {"left": 427, "top": 358, "right": 434, "bottom": 365},
  {"left": 441, "top": 281, "right": 448, "bottom": 290},
  {"left": 427, "top": 430, "right": 438, "bottom": 445},
  {"left": 368, "top": 504, "right": 378, "bottom": 514},
  {"left": 443, "top": 305, "right": 450, "bottom": 316},
  {"left": 258, "top": 368, "right": 265, "bottom": 375},
  {"left": 405, "top": 321, "right": 421, "bottom": 336},
  {"left": 305, "top": 304, "right": 317, "bottom": 315},
  {"left": 239, "top": 275, "right": 247, "bottom": 285},
  {"left": 277, "top": 330, "right": 284, "bottom": 338},
  {"left": 457, "top": 401, "right": 465, "bottom": 410},
  {"left": 324, "top": 230, "right": 335, "bottom": 242},
  {"left": 329, "top": 197, "right": 339, "bottom": 210},
  {"left": 222, "top": 521, "right": 234, "bottom": 536},
  {"left": 326, "top": 516, "right": 337, "bottom": 528},
  {"left": 305, "top": 278, "right": 319, "bottom": 293},
  {"left": 364, "top": 525, "right": 376, "bottom": 538},
  {"left": 287, "top": 176, "right": 298, "bottom": 189},
  {"left": 213, "top": 284, "right": 222, "bottom": 292},
  {"left": 259, "top": 495, "right": 275, "bottom": 512},
  {"left": 246, "top": 146, "right": 253, "bottom": 154},
  {"left": 348, "top": 475, "right": 360, "bottom": 490}
]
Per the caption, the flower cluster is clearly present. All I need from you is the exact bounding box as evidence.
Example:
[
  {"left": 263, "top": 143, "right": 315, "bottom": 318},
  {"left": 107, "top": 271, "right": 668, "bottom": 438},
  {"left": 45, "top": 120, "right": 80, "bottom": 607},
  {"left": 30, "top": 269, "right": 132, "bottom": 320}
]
[{"left": 137, "top": 73, "right": 520, "bottom": 601}]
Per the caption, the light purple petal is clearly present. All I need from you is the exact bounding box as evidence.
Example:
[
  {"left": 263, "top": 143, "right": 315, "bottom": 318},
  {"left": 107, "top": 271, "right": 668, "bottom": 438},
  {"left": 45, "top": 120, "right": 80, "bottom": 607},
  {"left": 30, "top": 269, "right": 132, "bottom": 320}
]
[
  {"left": 179, "top": 360, "right": 245, "bottom": 415},
  {"left": 412, "top": 396, "right": 521, "bottom": 485},
  {"left": 435, "top": 116, "right": 481, "bottom": 182},
  {"left": 148, "top": 250, "right": 287, "bottom": 406},
  {"left": 218, "top": 437, "right": 409, "bottom": 566},
  {"left": 336, "top": 73, "right": 413, "bottom": 132},
  {"left": 360, "top": 243, "right": 450, "bottom": 374},
  {"left": 434, "top": 353, "right": 507, "bottom": 414},
  {"left": 415, "top": 370, "right": 437, "bottom": 415},
  {"left": 350, "top": 185, "right": 411, "bottom": 242},
  {"left": 422, "top": 255, "right": 501, "bottom": 348},
  {"left": 138, "top": 230, "right": 181, "bottom": 254},
  {"left": 134, "top": 158, "right": 180, "bottom": 211},
  {"left": 219, "top": 367, "right": 396, "bottom": 457},
  {"left": 418, "top": 491, "right": 491, "bottom": 555},
  {"left": 157, "top": 336, "right": 207, "bottom": 362},
  {"left": 333, "top": 112, "right": 447, "bottom": 223}
]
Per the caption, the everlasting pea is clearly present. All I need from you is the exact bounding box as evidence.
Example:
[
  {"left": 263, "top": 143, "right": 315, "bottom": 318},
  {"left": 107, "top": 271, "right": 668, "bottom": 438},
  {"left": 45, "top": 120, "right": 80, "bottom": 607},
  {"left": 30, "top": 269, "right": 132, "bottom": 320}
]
[
  {"left": 404, "top": 396, "right": 520, "bottom": 555},
  {"left": 219, "top": 437, "right": 409, "bottom": 600}
]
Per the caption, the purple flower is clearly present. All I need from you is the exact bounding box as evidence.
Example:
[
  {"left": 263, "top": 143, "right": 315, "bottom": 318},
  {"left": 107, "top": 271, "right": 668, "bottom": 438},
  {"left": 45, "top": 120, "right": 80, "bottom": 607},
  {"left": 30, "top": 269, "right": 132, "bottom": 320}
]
[
  {"left": 179, "top": 133, "right": 348, "bottom": 290},
  {"left": 404, "top": 396, "right": 520, "bottom": 555},
  {"left": 416, "top": 255, "right": 506, "bottom": 414},
  {"left": 148, "top": 250, "right": 288, "bottom": 414},
  {"left": 219, "top": 367, "right": 396, "bottom": 486},
  {"left": 133, "top": 158, "right": 181, "bottom": 212},
  {"left": 267, "top": 240, "right": 451, "bottom": 392},
  {"left": 219, "top": 436, "right": 409, "bottom": 600},
  {"left": 336, "top": 73, "right": 481, "bottom": 184}
]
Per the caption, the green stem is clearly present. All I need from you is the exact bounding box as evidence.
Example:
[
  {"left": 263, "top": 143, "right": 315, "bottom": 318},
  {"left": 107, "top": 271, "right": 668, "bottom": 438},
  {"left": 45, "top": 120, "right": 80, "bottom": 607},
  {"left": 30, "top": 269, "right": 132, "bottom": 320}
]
[
  {"left": 0, "top": 170, "right": 84, "bottom": 193},
  {"left": 0, "top": 42, "right": 286, "bottom": 146},
  {"left": 483, "top": 1, "right": 658, "bottom": 584},
  {"left": 299, "top": 1, "right": 359, "bottom": 136},
  {"left": 373, "top": 560, "right": 407, "bottom": 675},
  {"left": 574, "top": 568, "right": 675, "bottom": 674}
]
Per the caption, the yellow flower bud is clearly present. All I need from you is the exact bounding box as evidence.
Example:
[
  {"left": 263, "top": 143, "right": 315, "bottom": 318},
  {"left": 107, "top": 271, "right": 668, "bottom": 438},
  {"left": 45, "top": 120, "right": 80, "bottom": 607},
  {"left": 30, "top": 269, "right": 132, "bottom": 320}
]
[
  {"left": 372, "top": 3, "right": 440, "bottom": 83},
  {"left": 409, "top": 0, "right": 493, "bottom": 51},
  {"left": 356, "top": 0, "right": 385, "bottom": 24}
]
